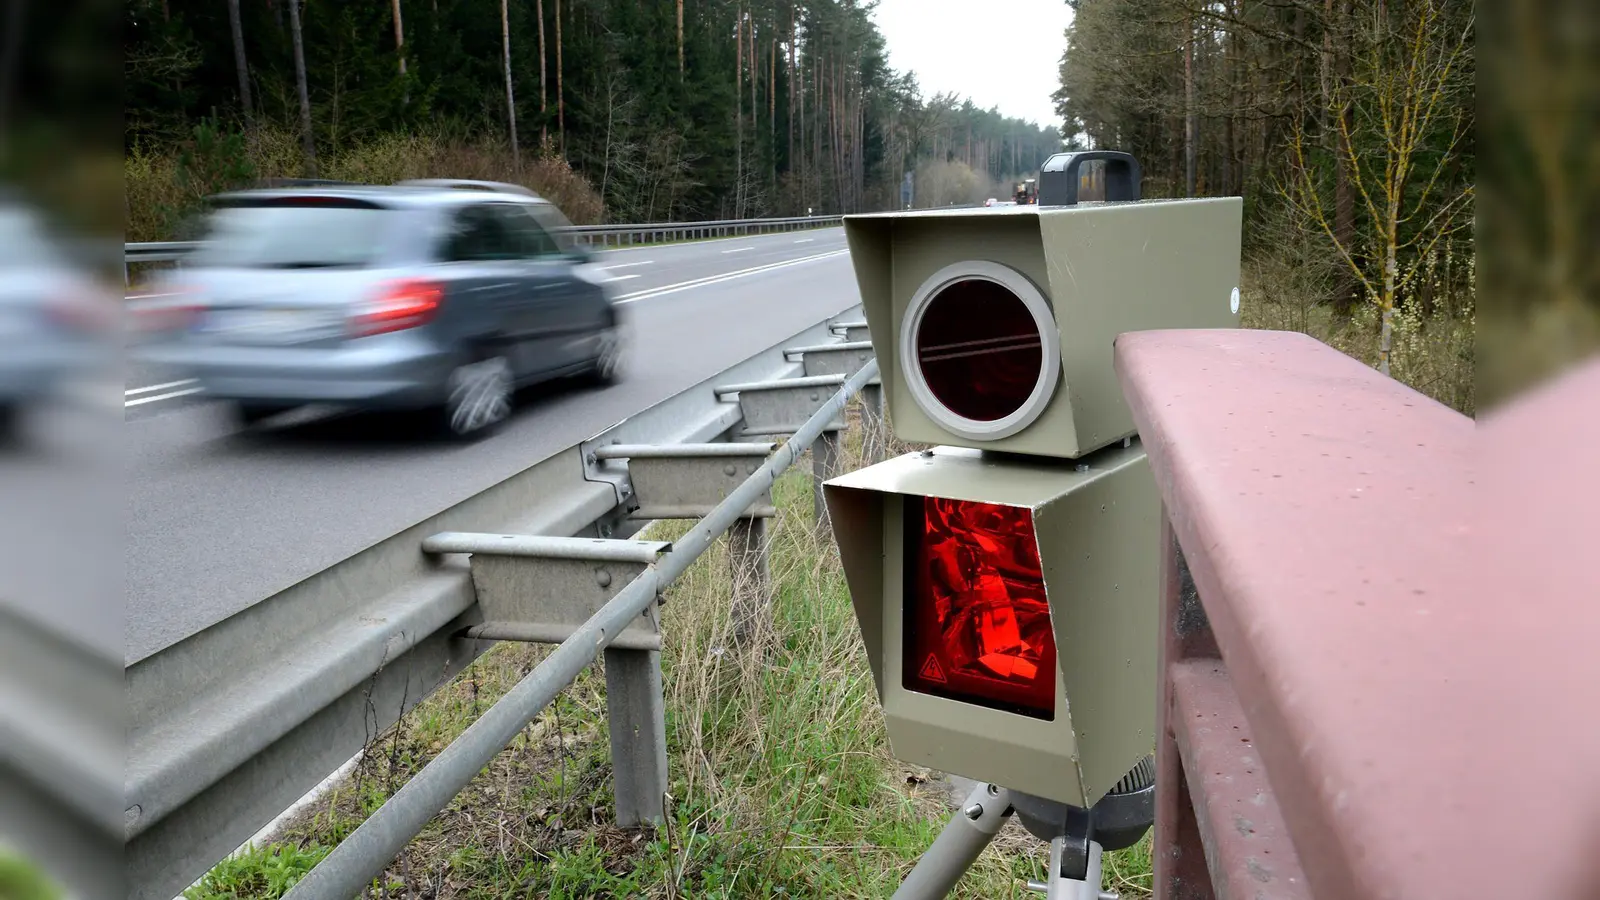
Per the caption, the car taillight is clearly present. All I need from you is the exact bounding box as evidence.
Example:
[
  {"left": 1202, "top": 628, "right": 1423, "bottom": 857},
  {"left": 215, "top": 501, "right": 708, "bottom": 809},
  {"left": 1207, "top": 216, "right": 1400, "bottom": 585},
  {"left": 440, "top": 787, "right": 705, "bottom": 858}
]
[
  {"left": 45, "top": 287, "right": 116, "bottom": 334},
  {"left": 903, "top": 495, "right": 1057, "bottom": 720},
  {"left": 351, "top": 279, "right": 442, "bottom": 337}
]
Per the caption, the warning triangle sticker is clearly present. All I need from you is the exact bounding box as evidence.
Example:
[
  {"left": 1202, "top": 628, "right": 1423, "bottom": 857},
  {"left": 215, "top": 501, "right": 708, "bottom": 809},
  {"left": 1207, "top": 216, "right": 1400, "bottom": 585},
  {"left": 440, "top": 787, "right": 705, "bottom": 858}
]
[{"left": 919, "top": 654, "right": 948, "bottom": 684}]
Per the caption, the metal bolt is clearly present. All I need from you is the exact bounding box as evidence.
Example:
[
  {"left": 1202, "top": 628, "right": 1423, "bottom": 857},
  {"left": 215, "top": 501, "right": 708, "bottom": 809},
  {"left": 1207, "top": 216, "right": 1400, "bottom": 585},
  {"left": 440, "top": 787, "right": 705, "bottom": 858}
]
[
  {"left": 724, "top": 464, "right": 737, "bottom": 476},
  {"left": 986, "top": 783, "right": 1000, "bottom": 796},
  {"left": 963, "top": 802, "right": 985, "bottom": 820},
  {"left": 921, "top": 449, "right": 935, "bottom": 458},
  {"left": 1025, "top": 881, "right": 1048, "bottom": 894},
  {"left": 587, "top": 453, "right": 598, "bottom": 465},
  {"left": 1075, "top": 463, "right": 1089, "bottom": 473},
  {"left": 596, "top": 569, "right": 612, "bottom": 588},
  {"left": 810, "top": 391, "right": 820, "bottom": 401},
  {"left": 1123, "top": 437, "right": 1132, "bottom": 448}
]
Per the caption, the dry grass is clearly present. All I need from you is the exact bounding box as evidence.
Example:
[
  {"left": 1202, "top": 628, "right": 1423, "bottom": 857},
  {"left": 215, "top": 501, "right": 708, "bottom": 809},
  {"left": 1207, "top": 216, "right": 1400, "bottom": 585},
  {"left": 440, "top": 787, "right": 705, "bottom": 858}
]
[{"left": 1240, "top": 253, "right": 1476, "bottom": 416}]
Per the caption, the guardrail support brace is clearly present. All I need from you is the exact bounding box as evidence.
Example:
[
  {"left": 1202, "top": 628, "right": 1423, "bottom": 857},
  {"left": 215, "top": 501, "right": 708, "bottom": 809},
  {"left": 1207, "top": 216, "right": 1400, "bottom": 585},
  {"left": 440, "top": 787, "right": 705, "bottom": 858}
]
[
  {"left": 604, "top": 646, "right": 668, "bottom": 827},
  {"left": 716, "top": 374, "right": 849, "bottom": 439}
]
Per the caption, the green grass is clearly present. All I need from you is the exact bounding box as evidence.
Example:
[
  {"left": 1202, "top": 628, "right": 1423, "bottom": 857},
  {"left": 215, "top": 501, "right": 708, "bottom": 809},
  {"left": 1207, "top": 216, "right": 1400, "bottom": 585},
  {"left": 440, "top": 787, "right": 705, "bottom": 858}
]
[
  {"left": 184, "top": 844, "right": 332, "bottom": 900},
  {"left": 194, "top": 406, "right": 1153, "bottom": 900},
  {"left": 0, "top": 849, "right": 66, "bottom": 900}
]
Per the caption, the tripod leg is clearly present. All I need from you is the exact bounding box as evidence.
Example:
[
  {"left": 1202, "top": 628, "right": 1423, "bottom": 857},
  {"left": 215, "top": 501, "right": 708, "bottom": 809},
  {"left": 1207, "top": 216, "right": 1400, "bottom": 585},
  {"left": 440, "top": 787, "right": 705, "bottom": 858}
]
[
  {"left": 1027, "top": 838, "right": 1112, "bottom": 900},
  {"left": 891, "top": 782, "right": 1014, "bottom": 900}
]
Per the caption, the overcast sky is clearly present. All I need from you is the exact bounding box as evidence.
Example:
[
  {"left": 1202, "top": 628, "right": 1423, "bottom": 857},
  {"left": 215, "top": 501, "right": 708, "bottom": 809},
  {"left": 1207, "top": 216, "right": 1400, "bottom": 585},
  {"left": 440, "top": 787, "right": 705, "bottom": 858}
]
[{"left": 870, "top": 0, "right": 1073, "bottom": 128}]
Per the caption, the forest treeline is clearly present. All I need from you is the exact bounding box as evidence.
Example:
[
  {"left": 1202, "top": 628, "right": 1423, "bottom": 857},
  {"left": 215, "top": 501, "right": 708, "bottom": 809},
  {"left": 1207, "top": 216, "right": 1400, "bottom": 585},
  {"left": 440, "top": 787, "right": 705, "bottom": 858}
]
[
  {"left": 125, "top": 0, "right": 1059, "bottom": 236},
  {"left": 1053, "top": 0, "right": 1475, "bottom": 411}
]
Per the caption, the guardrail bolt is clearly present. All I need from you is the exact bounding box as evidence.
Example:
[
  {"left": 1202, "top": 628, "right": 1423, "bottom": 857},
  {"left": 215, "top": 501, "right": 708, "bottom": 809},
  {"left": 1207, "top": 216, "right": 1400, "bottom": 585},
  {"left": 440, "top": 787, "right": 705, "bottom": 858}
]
[
  {"left": 596, "top": 568, "right": 613, "bottom": 588},
  {"left": 724, "top": 464, "right": 738, "bottom": 476}
]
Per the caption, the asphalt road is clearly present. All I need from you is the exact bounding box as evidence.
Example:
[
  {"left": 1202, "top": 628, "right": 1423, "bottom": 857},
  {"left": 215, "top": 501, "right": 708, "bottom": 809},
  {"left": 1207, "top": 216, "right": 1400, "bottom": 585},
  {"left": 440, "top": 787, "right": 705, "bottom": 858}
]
[{"left": 123, "top": 227, "right": 857, "bottom": 663}]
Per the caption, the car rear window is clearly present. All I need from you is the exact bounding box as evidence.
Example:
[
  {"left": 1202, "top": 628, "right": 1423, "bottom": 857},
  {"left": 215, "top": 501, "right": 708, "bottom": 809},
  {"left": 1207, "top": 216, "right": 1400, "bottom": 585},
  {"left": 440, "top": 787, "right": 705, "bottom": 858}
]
[{"left": 188, "top": 198, "right": 395, "bottom": 269}]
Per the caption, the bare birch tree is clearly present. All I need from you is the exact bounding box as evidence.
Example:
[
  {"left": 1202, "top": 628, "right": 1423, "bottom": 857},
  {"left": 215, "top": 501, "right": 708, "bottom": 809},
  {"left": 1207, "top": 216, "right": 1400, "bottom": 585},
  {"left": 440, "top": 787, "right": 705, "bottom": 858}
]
[{"left": 1283, "top": 0, "right": 1474, "bottom": 375}]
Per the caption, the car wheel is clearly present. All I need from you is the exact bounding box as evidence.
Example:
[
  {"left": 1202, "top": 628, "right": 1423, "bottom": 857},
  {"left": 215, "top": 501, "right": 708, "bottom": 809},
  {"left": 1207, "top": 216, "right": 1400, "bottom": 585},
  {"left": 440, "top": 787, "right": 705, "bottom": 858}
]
[
  {"left": 442, "top": 355, "right": 513, "bottom": 439},
  {"left": 590, "top": 323, "right": 627, "bottom": 385}
]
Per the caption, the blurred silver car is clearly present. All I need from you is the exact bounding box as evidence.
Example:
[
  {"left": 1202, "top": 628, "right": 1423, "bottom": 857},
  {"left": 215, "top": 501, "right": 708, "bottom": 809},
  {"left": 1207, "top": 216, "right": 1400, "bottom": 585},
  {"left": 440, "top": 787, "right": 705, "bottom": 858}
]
[
  {"left": 140, "top": 180, "right": 627, "bottom": 439},
  {"left": 0, "top": 202, "right": 112, "bottom": 437}
]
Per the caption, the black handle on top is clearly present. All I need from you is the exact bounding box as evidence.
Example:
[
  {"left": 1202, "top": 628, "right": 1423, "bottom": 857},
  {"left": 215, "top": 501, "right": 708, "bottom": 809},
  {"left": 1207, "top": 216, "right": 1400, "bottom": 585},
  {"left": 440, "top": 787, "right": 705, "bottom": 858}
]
[{"left": 1037, "top": 151, "right": 1142, "bottom": 206}]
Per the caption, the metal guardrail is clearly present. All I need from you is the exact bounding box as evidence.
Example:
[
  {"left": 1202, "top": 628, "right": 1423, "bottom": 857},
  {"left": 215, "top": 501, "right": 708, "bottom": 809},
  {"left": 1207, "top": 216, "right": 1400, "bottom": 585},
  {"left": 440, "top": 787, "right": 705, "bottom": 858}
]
[
  {"left": 123, "top": 215, "right": 845, "bottom": 274},
  {"left": 124, "top": 307, "right": 883, "bottom": 900},
  {"left": 1115, "top": 329, "right": 1600, "bottom": 900},
  {"left": 285, "top": 358, "right": 881, "bottom": 900}
]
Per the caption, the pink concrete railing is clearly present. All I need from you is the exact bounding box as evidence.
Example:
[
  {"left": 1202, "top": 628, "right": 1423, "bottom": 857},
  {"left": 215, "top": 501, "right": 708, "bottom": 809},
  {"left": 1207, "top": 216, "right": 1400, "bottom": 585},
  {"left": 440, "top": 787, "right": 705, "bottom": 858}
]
[{"left": 1114, "top": 329, "right": 1600, "bottom": 900}]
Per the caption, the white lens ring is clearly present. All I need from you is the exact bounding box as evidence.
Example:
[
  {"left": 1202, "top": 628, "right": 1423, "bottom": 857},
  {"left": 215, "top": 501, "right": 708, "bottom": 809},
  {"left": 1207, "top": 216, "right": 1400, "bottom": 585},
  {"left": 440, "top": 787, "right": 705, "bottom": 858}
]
[{"left": 898, "top": 260, "right": 1061, "bottom": 442}]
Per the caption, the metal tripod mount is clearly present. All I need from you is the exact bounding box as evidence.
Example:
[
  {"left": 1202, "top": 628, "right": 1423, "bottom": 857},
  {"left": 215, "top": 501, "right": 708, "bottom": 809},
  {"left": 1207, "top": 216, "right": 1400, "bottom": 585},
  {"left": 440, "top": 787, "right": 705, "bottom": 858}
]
[{"left": 890, "top": 756, "right": 1155, "bottom": 900}]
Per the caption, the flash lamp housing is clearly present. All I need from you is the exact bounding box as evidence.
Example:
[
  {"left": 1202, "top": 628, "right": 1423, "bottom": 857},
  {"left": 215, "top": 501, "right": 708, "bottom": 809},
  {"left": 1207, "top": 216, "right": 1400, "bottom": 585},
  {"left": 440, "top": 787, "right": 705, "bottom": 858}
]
[{"left": 824, "top": 443, "right": 1162, "bottom": 809}]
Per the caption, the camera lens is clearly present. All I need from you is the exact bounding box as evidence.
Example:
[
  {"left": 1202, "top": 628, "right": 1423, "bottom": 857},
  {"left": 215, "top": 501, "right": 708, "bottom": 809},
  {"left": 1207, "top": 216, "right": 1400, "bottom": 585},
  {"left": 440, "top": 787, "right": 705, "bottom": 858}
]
[{"left": 914, "top": 278, "right": 1045, "bottom": 423}]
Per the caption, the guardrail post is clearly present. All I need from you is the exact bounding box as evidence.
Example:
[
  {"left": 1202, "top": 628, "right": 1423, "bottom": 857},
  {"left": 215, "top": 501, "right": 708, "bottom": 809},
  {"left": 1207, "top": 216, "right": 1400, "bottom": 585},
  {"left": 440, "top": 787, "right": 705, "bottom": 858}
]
[
  {"left": 812, "top": 428, "right": 841, "bottom": 537},
  {"left": 604, "top": 646, "right": 668, "bottom": 826},
  {"left": 728, "top": 516, "right": 771, "bottom": 644},
  {"left": 861, "top": 383, "right": 885, "bottom": 464}
]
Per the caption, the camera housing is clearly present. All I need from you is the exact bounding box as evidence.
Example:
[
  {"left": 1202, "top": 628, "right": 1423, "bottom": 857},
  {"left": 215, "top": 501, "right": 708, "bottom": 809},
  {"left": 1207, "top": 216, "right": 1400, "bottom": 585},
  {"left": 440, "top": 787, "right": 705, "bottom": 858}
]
[{"left": 842, "top": 193, "right": 1242, "bottom": 459}]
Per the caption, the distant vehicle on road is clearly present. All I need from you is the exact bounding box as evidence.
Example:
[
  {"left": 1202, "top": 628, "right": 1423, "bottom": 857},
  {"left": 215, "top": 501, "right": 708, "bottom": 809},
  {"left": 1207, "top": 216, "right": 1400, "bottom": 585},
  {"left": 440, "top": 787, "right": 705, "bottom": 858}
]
[
  {"left": 0, "top": 200, "right": 112, "bottom": 437},
  {"left": 139, "top": 179, "right": 628, "bottom": 440},
  {"left": 1013, "top": 178, "right": 1038, "bottom": 205}
]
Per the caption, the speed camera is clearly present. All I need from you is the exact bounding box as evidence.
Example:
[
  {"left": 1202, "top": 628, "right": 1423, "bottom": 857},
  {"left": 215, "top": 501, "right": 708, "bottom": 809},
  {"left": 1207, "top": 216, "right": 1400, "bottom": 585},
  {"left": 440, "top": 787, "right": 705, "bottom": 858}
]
[{"left": 842, "top": 165, "right": 1242, "bottom": 460}]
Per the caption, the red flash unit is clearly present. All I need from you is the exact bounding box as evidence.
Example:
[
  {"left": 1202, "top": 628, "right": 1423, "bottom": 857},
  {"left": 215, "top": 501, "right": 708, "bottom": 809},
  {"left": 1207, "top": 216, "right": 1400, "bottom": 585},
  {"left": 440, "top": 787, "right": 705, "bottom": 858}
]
[{"left": 902, "top": 495, "right": 1057, "bottom": 720}]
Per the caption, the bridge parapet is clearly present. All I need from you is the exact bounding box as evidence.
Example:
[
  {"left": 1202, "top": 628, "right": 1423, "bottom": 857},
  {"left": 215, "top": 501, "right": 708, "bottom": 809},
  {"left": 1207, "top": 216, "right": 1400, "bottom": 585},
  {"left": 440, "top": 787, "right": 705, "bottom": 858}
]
[{"left": 1115, "top": 329, "right": 1600, "bottom": 900}]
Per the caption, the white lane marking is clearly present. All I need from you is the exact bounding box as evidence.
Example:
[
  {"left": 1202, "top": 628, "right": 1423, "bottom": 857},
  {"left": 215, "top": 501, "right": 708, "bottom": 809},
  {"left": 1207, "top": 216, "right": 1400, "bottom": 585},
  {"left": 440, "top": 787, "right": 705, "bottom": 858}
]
[
  {"left": 618, "top": 249, "right": 848, "bottom": 305},
  {"left": 721, "top": 246, "right": 755, "bottom": 254},
  {"left": 608, "top": 274, "right": 641, "bottom": 282},
  {"left": 126, "top": 379, "right": 197, "bottom": 396},
  {"left": 794, "top": 238, "right": 814, "bottom": 244},
  {"left": 126, "top": 387, "right": 204, "bottom": 407},
  {"left": 602, "top": 261, "right": 654, "bottom": 270}
]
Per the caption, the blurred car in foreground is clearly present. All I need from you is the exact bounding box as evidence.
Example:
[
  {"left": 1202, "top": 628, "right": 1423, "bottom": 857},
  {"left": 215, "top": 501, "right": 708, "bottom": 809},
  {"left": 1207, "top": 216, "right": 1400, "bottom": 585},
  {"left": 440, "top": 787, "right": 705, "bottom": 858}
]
[
  {"left": 0, "top": 201, "right": 113, "bottom": 437},
  {"left": 138, "top": 179, "right": 628, "bottom": 440}
]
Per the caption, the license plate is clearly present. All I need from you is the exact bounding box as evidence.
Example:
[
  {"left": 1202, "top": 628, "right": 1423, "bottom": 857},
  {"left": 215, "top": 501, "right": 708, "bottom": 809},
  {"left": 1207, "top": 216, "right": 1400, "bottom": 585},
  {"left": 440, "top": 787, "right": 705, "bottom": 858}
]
[{"left": 206, "top": 308, "right": 318, "bottom": 339}]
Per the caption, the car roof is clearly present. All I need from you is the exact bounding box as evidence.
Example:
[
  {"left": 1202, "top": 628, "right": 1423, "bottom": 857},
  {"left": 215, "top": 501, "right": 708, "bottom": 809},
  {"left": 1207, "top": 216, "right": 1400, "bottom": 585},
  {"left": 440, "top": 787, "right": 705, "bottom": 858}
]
[{"left": 208, "top": 182, "right": 555, "bottom": 211}]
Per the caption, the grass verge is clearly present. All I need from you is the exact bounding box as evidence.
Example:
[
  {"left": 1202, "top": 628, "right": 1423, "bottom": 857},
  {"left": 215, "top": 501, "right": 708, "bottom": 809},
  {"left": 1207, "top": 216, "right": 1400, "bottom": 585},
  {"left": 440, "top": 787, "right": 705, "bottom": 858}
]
[{"left": 184, "top": 408, "right": 1154, "bottom": 900}]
